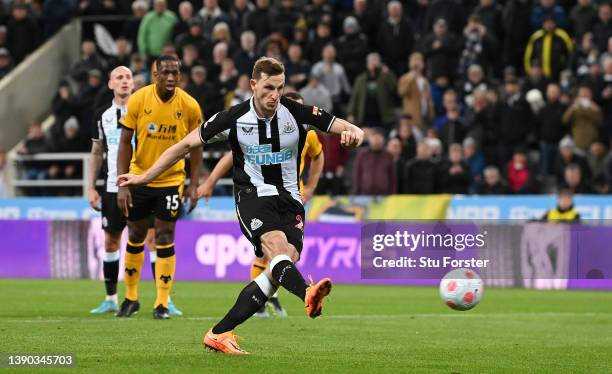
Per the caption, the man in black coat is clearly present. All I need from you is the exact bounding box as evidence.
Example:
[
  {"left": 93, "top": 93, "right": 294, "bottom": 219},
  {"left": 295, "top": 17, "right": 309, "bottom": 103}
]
[
  {"left": 401, "top": 142, "right": 438, "bottom": 194},
  {"left": 377, "top": 1, "right": 414, "bottom": 76}
]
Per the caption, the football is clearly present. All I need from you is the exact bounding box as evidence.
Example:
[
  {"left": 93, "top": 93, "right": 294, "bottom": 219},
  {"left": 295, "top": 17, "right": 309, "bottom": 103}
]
[{"left": 439, "top": 268, "right": 484, "bottom": 311}]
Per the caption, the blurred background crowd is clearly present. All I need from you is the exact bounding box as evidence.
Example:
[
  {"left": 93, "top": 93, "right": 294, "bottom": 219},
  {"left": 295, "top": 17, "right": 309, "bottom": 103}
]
[{"left": 3, "top": 0, "right": 612, "bottom": 196}]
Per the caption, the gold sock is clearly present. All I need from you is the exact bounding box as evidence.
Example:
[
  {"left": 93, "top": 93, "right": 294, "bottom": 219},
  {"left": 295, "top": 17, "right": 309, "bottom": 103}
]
[
  {"left": 154, "top": 243, "right": 176, "bottom": 308},
  {"left": 124, "top": 240, "right": 145, "bottom": 301},
  {"left": 250, "top": 259, "right": 267, "bottom": 280}
]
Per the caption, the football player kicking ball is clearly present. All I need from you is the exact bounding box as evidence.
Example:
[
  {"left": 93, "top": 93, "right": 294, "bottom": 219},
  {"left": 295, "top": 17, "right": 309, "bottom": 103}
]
[
  {"left": 197, "top": 91, "right": 324, "bottom": 318},
  {"left": 87, "top": 66, "right": 183, "bottom": 316},
  {"left": 115, "top": 55, "right": 203, "bottom": 319},
  {"left": 118, "top": 57, "right": 363, "bottom": 352}
]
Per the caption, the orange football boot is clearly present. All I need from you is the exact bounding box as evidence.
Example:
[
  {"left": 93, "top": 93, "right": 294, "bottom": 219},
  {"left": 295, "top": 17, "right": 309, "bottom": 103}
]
[
  {"left": 304, "top": 277, "right": 332, "bottom": 318},
  {"left": 203, "top": 329, "right": 248, "bottom": 355}
]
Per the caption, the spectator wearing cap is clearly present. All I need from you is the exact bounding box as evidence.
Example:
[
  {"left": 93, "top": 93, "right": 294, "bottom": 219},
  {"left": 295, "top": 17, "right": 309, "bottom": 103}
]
[
  {"left": 70, "top": 40, "right": 108, "bottom": 86},
  {"left": 377, "top": 1, "right": 414, "bottom": 76},
  {"left": 232, "top": 30, "right": 257, "bottom": 77},
  {"left": 422, "top": 17, "right": 461, "bottom": 82},
  {"left": 6, "top": 3, "right": 40, "bottom": 64},
  {"left": 559, "top": 163, "right": 593, "bottom": 194},
  {"left": 122, "top": 0, "right": 149, "bottom": 52},
  {"left": 352, "top": 127, "right": 396, "bottom": 195},
  {"left": 299, "top": 73, "right": 333, "bottom": 114},
  {"left": 524, "top": 15, "right": 573, "bottom": 80},
  {"left": 171, "top": 1, "right": 194, "bottom": 40},
  {"left": 436, "top": 143, "right": 471, "bottom": 194},
  {"left": 569, "top": 0, "right": 599, "bottom": 40},
  {"left": 197, "top": 0, "right": 230, "bottom": 40},
  {"left": 245, "top": 0, "right": 272, "bottom": 43},
  {"left": 477, "top": 165, "right": 511, "bottom": 194},
  {"left": 305, "top": 21, "right": 333, "bottom": 64},
  {"left": 138, "top": 0, "right": 178, "bottom": 59},
  {"left": 457, "top": 14, "right": 498, "bottom": 79},
  {"left": 562, "top": 85, "right": 602, "bottom": 150},
  {"left": 498, "top": 76, "right": 532, "bottom": 166},
  {"left": 593, "top": 3, "right": 612, "bottom": 54},
  {"left": 506, "top": 148, "right": 535, "bottom": 194},
  {"left": 401, "top": 142, "right": 437, "bottom": 194},
  {"left": 531, "top": 0, "right": 568, "bottom": 31},
  {"left": 536, "top": 83, "right": 567, "bottom": 176},
  {"left": 285, "top": 43, "right": 310, "bottom": 90},
  {"left": 175, "top": 17, "right": 212, "bottom": 61},
  {"left": 335, "top": 16, "right": 368, "bottom": 84},
  {"left": 580, "top": 56, "right": 606, "bottom": 104},
  {"left": 398, "top": 52, "right": 435, "bottom": 130},
  {"left": 311, "top": 44, "right": 351, "bottom": 115},
  {"left": 0, "top": 48, "right": 12, "bottom": 79},
  {"left": 424, "top": 0, "right": 467, "bottom": 35},
  {"left": 555, "top": 135, "right": 591, "bottom": 185},
  {"left": 501, "top": 0, "right": 533, "bottom": 74},
  {"left": 347, "top": 53, "right": 397, "bottom": 132}
]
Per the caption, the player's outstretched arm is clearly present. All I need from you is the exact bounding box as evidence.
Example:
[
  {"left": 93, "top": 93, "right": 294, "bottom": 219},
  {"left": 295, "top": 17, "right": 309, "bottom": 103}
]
[
  {"left": 197, "top": 151, "right": 233, "bottom": 203},
  {"left": 329, "top": 118, "right": 365, "bottom": 149},
  {"left": 118, "top": 128, "right": 203, "bottom": 187}
]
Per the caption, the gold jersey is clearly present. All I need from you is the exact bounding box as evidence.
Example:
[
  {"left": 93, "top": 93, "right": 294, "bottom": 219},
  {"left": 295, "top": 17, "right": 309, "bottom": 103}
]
[
  {"left": 120, "top": 84, "right": 202, "bottom": 187},
  {"left": 299, "top": 130, "right": 323, "bottom": 193}
]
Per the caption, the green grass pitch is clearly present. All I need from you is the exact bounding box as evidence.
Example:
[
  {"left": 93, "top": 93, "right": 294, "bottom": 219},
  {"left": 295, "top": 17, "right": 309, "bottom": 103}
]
[{"left": 1, "top": 279, "right": 611, "bottom": 373}]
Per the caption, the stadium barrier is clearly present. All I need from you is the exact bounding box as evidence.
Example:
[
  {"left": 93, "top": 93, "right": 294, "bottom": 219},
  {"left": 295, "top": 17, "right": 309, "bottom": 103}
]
[
  {"left": 1, "top": 219, "right": 611, "bottom": 290},
  {"left": 2, "top": 195, "right": 612, "bottom": 222},
  {"left": 4, "top": 151, "right": 233, "bottom": 197}
]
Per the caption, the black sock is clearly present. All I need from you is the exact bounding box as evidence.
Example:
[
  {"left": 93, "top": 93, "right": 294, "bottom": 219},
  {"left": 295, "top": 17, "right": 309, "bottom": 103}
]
[
  {"left": 103, "top": 260, "right": 119, "bottom": 296},
  {"left": 271, "top": 260, "right": 308, "bottom": 301},
  {"left": 212, "top": 281, "right": 267, "bottom": 334},
  {"left": 150, "top": 261, "right": 156, "bottom": 279}
]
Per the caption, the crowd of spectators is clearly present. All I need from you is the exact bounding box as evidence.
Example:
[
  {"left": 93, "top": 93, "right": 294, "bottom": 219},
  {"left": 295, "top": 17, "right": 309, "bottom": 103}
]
[{"left": 12, "top": 0, "right": 612, "bottom": 196}]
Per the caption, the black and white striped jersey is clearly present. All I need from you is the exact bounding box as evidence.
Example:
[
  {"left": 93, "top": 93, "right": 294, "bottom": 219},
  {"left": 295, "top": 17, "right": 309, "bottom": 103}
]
[
  {"left": 92, "top": 101, "right": 127, "bottom": 193},
  {"left": 199, "top": 96, "right": 335, "bottom": 204}
]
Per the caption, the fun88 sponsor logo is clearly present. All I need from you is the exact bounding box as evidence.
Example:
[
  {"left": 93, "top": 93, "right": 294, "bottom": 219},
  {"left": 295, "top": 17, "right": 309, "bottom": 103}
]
[{"left": 245, "top": 144, "right": 292, "bottom": 165}]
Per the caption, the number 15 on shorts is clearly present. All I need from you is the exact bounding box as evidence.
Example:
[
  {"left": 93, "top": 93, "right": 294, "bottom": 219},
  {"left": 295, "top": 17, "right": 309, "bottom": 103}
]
[{"left": 166, "top": 194, "right": 180, "bottom": 211}]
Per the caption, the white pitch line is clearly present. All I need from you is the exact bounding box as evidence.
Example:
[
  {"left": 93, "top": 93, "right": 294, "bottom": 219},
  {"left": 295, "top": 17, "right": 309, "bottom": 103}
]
[{"left": 4, "top": 312, "right": 610, "bottom": 323}]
